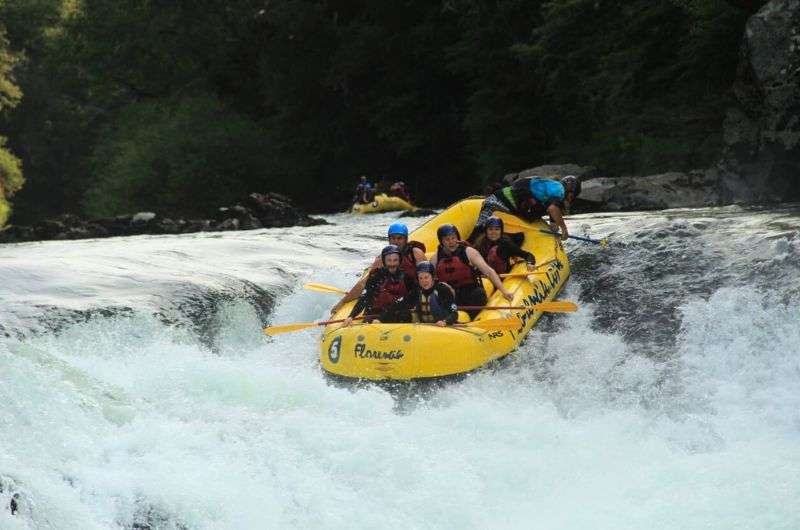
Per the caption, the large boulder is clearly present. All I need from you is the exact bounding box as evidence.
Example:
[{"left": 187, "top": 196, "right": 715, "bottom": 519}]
[
  {"left": 503, "top": 163, "right": 598, "bottom": 185},
  {"left": 718, "top": 0, "right": 800, "bottom": 202},
  {"left": 578, "top": 171, "right": 721, "bottom": 211}
]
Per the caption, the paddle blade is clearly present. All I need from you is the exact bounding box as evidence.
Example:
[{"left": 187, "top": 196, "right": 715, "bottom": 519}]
[
  {"left": 531, "top": 301, "right": 578, "bottom": 313},
  {"left": 303, "top": 283, "right": 348, "bottom": 295},
  {"left": 600, "top": 238, "right": 608, "bottom": 248},
  {"left": 263, "top": 322, "right": 317, "bottom": 336},
  {"left": 463, "top": 317, "right": 522, "bottom": 330}
]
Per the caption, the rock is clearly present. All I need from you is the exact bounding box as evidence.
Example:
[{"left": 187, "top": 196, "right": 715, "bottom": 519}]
[
  {"left": 132, "top": 212, "right": 157, "bottom": 223},
  {"left": 1, "top": 191, "right": 326, "bottom": 244},
  {"left": 216, "top": 218, "right": 240, "bottom": 231},
  {"left": 503, "top": 163, "right": 599, "bottom": 185},
  {"left": 719, "top": 0, "right": 800, "bottom": 202},
  {"left": 575, "top": 171, "right": 721, "bottom": 211}
]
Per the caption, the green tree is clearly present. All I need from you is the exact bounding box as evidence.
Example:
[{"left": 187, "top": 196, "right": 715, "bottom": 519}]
[
  {"left": 0, "top": 24, "right": 23, "bottom": 227},
  {"left": 85, "top": 95, "right": 273, "bottom": 218}
]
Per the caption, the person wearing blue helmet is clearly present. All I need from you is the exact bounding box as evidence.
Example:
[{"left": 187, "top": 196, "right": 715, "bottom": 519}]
[
  {"left": 473, "top": 176, "right": 572, "bottom": 241},
  {"left": 343, "top": 245, "right": 415, "bottom": 326},
  {"left": 430, "top": 224, "right": 513, "bottom": 318},
  {"left": 332, "top": 222, "right": 426, "bottom": 314}
]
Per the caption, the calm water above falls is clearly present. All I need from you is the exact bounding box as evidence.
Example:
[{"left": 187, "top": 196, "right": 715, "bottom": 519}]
[{"left": 1, "top": 205, "right": 799, "bottom": 529}]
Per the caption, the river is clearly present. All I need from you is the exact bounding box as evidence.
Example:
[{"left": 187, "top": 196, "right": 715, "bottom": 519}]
[{"left": 1, "top": 205, "right": 798, "bottom": 529}]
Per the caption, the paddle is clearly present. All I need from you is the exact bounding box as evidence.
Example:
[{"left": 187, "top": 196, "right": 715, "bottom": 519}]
[
  {"left": 303, "top": 283, "right": 348, "bottom": 295},
  {"left": 495, "top": 212, "right": 608, "bottom": 247},
  {"left": 540, "top": 230, "right": 608, "bottom": 247},
  {"left": 263, "top": 315, "right": 371, "bottom": 336},
  {"left": 459, "top": 301, "right": 577, "bottom": 313}
]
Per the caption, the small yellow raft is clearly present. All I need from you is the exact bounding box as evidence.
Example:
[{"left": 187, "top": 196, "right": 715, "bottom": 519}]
[
  {"left": 351, "top": 193, "right": 416, "bottom": 214},
  {"left": 321, "top": 198, "right": 570, "bottom": 380}
]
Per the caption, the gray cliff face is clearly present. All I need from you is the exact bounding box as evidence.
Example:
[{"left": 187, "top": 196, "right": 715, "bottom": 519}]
[{"left": 719, "top": 0, "right": 800, "bottom": 202}]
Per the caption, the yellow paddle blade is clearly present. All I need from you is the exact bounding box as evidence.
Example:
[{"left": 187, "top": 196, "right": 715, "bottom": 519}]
[
  {"left": 463, "top": 317, "right": 522, "bottom": 330},
  {"left": 531, "top": 301, "right": 578, "bottom": 313},
  {"left": 263, "top": 322, "right": 318, "bottom": 336},
  {"left": 303, "top": 283, "right": 348, "bottom": 295},
  {"left": 600, "top": 238, "right": 608, "bottom": 248}
]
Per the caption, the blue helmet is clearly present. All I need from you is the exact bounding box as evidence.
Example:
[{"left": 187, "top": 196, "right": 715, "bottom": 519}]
[
  {"left": 436, "top": 224, "right": 460, "bottom": 242},
  {"left": 485, "top": 216, "right": 504, "bottom": 232},
  {"left": 416, "top": 261, "right": 436, "bottom": 276},
  {"left": 387, "top": 222, "right": 409, "bottom": 238},
  {"left": 380, "top": 244, "right": 402, "bottom": 265}
]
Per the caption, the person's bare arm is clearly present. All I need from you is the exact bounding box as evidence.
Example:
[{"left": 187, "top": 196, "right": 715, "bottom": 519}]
[
  {"left": 465, "top": 247, "right": 513, "bottom": 301},
  {"left": 548, "top": 204, "right": 568, "bottom": 240}
]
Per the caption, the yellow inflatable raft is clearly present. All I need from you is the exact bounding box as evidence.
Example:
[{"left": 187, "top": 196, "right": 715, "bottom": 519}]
[
  {"left": 321, "top": 198, "right": 570, "bottom": 380},
  {"left": 351, "top": 193, "right": 416, "bottom": 214}
]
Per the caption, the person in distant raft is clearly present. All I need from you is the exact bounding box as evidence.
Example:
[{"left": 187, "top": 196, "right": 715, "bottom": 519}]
[
  {"left": 353, "top": 175, "right": 375, "bottom": 204},
  {"left": 473, "top": 176, "right": 579, "bottom": 241},
  {"left": 343, "top": 245, "right": 415, "bottom": 325},
  {"left": 388, "top": 181, "right": 412, "bottom": 202},
  {"left": 430, "top": 224, "right": 513, "bottom": 318},
  {"left": 473, "top": 216, "right": 536, "bottom": 275},
  {"left": 332, "top": 223, "right": 426, "bottom": 313}
]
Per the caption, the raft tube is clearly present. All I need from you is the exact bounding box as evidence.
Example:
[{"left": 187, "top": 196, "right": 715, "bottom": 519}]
[
  {"left": 351, "top": 193, "right": 416, "bottom": 214},
  {"left": 321, "top": 198, "right": 570, "bottom": 380}
]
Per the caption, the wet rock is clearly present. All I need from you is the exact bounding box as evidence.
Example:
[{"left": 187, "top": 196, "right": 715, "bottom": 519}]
[
  {"left": 577, "top": 171, "right": 721, "bottom": 211},
  {"left": 503, "top": 163, "right": 599, "bottom": 185},
  {"left": 1, "top": 191, "right": 326, "bottom": 244},
  {"left": 719, "top": 0, "right": 800, "bottom": 202}
]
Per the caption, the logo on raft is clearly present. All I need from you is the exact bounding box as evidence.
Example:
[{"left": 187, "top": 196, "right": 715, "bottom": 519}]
[
  {"left": 354, "top": 343, "right": 404, "bottom": 360},
  {"left": 328, "top": 336, "right": 342, "bottom": 363},
  {"left": 515, "top": 259, "right": 565, "bottom": 331}
]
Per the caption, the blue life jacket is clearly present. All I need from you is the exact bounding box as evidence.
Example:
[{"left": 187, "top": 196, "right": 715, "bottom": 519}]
[{"left": 529, "top": 178, "right": 565, "bottom": 204}]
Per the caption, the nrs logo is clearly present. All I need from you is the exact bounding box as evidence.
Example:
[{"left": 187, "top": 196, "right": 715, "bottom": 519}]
[{"left": 328, "top": 336, "right": 342, "bottom": 363}]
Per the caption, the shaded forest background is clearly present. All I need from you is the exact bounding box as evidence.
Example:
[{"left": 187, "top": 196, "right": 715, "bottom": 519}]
[{"left": 0, "top": 0, "right": 762, "bottom": 224}]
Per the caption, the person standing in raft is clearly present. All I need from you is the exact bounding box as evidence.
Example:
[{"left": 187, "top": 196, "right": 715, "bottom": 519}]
[
  {"left": 472, "top": 216, "right": 536, "bottom": 275},
  {"left": 331, "top": 222, "right": 426, "bottom": 313},
  {"left": 472, "top": 176, "right": 578, "bottom": 241},
  {"left": 343, "top": 245, "right": 415, "bottom": 326},
  {"left": 430, "top": 224, "right": 514, "bottom": 318}
]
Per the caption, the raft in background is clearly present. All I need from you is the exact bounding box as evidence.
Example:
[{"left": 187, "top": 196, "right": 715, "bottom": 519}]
[
  {"left": 320, "top": 198, "right": 571, "bottom": 381},
  {"left": 351, "top": 193, "right": 416, "bottom": 214}
]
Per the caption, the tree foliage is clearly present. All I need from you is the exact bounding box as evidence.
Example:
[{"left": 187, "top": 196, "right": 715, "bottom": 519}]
[
  {"left": 0, "top": 23, "right": 23, "bottom": 226},
  {"left": 0, "top": 0, "right": 754, "bottom": 222}
]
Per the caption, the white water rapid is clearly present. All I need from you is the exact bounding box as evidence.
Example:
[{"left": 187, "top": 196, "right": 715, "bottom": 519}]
[{"left": 1, "top": 205, "right": 799, "bottom": 529}]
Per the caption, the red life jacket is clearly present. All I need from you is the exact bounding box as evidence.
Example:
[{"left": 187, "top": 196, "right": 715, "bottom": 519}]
[
  {"left": 436, "top": 242, "right": 477, "bottom": 289},
  {"left": 485, "top": 243, "right": 508, "bottom": 274},
  {"left": 372, "top": 271, "right": 410, "bottom": 312},
  {"left": 399, "top": 241, "right": 426, "bottom": 280}
]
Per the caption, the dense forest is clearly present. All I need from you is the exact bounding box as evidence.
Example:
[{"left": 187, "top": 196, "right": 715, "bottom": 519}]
[{"left": 0, "top": 0, "right": 761, "bottom": 224}]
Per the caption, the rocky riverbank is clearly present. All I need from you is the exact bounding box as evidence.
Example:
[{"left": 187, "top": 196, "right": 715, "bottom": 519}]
[{"left": 0, "top": 192, "right": 327, "bottom": 244}]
